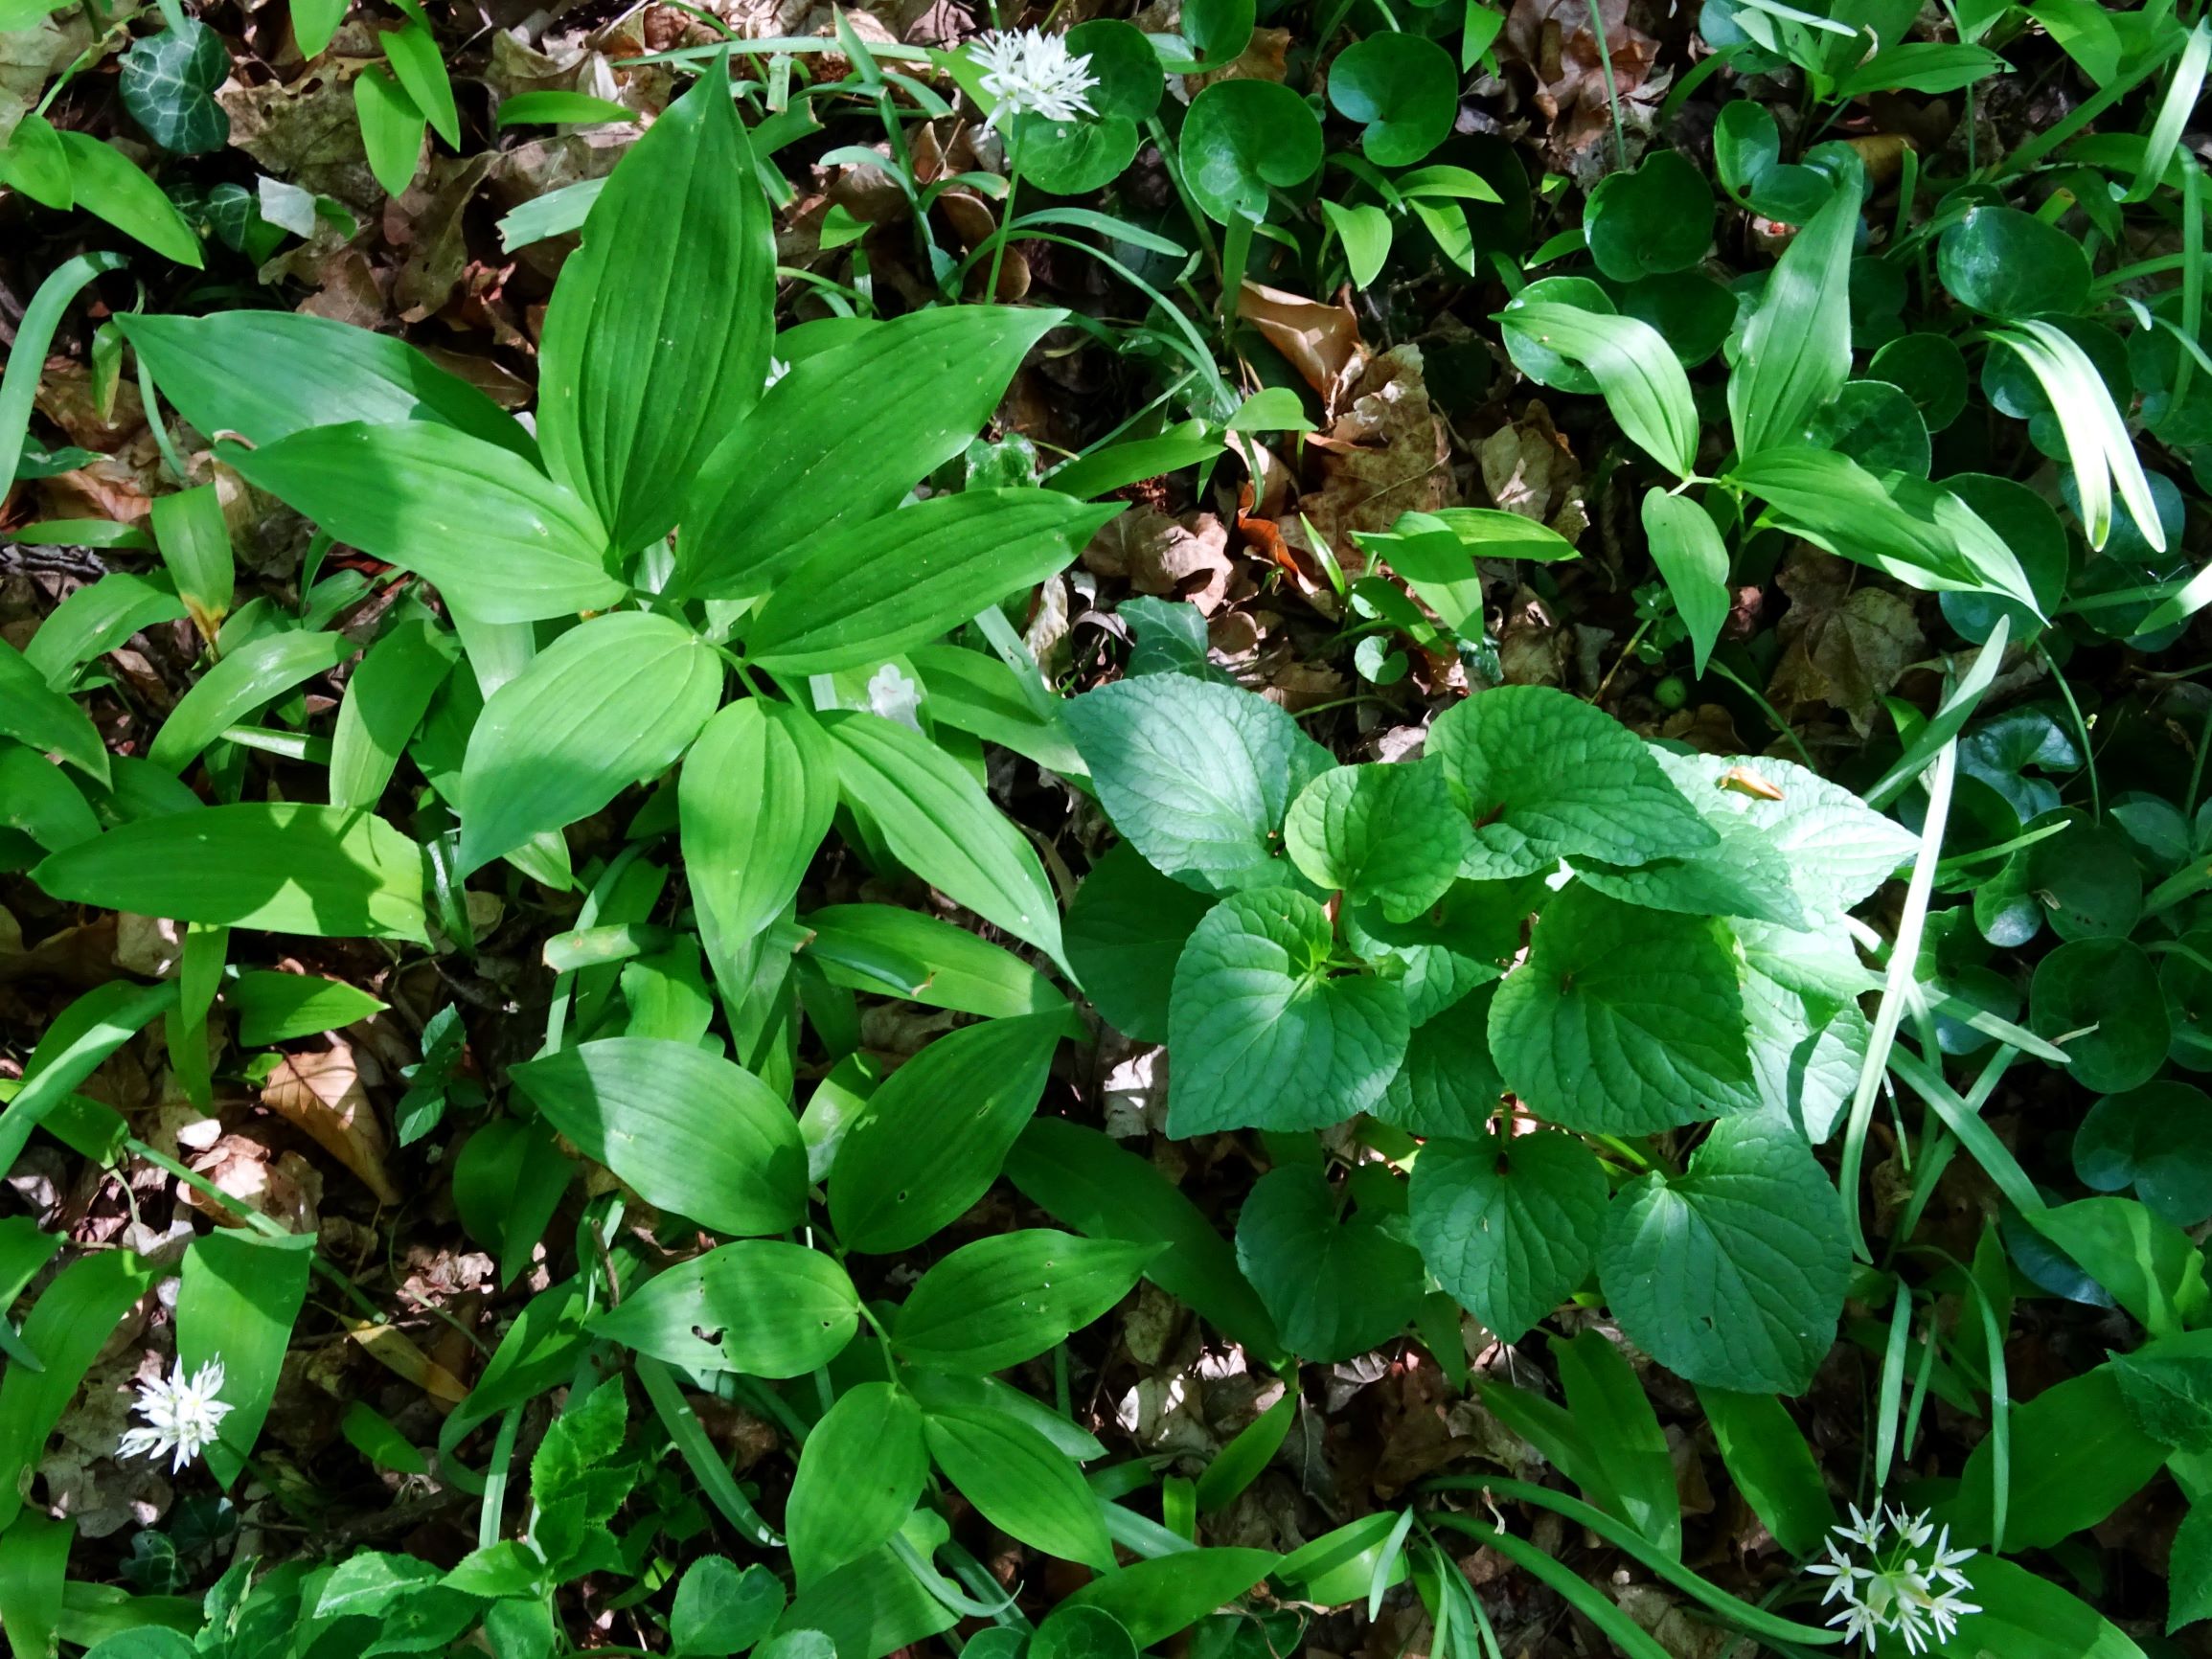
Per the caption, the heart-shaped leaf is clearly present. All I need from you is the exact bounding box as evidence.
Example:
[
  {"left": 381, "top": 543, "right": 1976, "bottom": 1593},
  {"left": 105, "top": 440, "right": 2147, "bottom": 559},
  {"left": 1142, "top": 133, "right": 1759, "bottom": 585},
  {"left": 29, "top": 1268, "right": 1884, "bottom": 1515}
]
[
  {"left": 1585, "top": 149, "right": 1712, "bottom": 282},
  {"left": 1327, "top": 33, "right": 1457, "bottom": 167},
  {"left": 120, "top": 21, "right": 231, "bottom": 155},
  {"left": 1235, "top": 1166, "right": 1425, "bottom": 1361},
  {"left": 1181, "top": 80, "right": 1322, "bottom": 225},
  {"left": 2074, "top": 1080, "right": 2212, "bottom": 1226},
  {"left": 1410, "top": 1127, "right": 1608, "bottom": 1342}
]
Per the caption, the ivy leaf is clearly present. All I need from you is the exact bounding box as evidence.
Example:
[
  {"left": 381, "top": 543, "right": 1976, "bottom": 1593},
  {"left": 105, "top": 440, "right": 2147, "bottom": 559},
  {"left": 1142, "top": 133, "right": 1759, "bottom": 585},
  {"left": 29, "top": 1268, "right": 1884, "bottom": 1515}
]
[
  {"left": 1065, "top": 676, "right": 1329, "bottom": 894},
  {"left": 119, "top": 22, "right": 231, "bottom": 155},
  {"left": 1488, "top": 884, "right": 1758, "bottom": 1135},
  {"left": 1599, "top": 1115, "right": 1852, "bottom": 1395},
  {"left": 1168, "top": 888, "right": 1407, "bottom": 1135},
  {"left": 1283, "top": 760, "right": 1475, "bottom": 920},
  {"left": 1409, "top": 1127, "right": 1609, "bottom": 1343},
  {"left": 1234, "top": 1166, "right": 1426, "bottom": 1362},
  {"left": 1428, "top": 686, "right": 1716, "bottom": 877}
]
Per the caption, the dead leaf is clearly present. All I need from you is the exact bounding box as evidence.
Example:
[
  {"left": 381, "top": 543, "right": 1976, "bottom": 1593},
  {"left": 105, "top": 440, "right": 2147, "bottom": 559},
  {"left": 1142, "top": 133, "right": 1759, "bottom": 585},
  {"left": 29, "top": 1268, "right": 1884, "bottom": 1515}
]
[
  {"left": 1293, "top": 346, "right": 1457, "bottom": 566},
  {"left": 261, "top": 1040, "right": 400, "bottom": 1204},
  {"left": 347, "top": 1319, "right": 471, "bottom": 1406},
  {"left": 1767, "top": 552, "right": 1926, "bottom": 735},
  {"left": 1083, "top": 510, "right": 1235, "bottom": 613},
  {"left": 1240, "top": 282, "right": 1368, "bottom": 413}
]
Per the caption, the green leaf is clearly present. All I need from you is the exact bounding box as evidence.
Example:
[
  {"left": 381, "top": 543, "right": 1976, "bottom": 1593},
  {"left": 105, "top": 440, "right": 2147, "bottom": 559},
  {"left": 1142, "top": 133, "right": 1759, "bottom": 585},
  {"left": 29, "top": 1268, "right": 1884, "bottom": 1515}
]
[
  {"left": 148, "top": 627, "right": 353, "bottom": 775},
  {"left": 1284, "top": 760, "right": 1475, "bottom": 920},
  {"left": 743, "top": 490, "right": 1115, "bottom": 673},
  {"left": 1180, "top": 80, "right": 1323, "bottom": 225},
  {"left": 680, "top": 307, "right": 1061, "bottom": 601},
  {"left": 331, "top": 613, "right": 458, "bottom": 810},
  {"left": 1004, "top": 1118, "right": 1284, "bottom": 1356},
  {"left": 496, "top": 90, "right": 638, "bottom": 126},
  {"left": 1554, "top": 1329, "right": 1680, "bottom": 1556},
  {"left": 2032, "top": 938, "right": 2169, "bottom": 1093},
  {"left": 34, "top": 803, "right": 426, "bottom": 941},
  {"left": 352, "top": 66, "right": 425, "bottom": 198},
  {"left": 537, "top": 58, "right": 772, "bottom": 552},
  {"left": 1945, "top": 1363, "right": 2169, "bottom": 1550},
  {"left": 1064, "top": 843, "right": 1217, "bottom": 1044},
  {"left": 1994, "top": 320, "right": 2165, "bottom": 558},
  {"left": 1169, "top": 887, "right": 1408, "bottom": 1134},
  {"left": 0, "top": 256, "right": 122, "bottom": 505},
  {"left": 0, "top": 1512, "right": 72, "bottom": 1659},
  {"left": 1802, "top": 377, "right": 1929, "bottom": 477},
  {"left": 1428, "top": 685, "right": 1715, "bottom": 877},
  {"left": 2109, "top": 1331, "right": 2212, "bottom": 1454},
  {"left": 222, "top": 423, "right": 618, "bottom": 624},
  {"left": 148, "top": 485, "right": 234, "bottom": 637},
  {"left": 0, "top": 111, "right": 73, "bottom": 209},
  {"left": 824, "top": 711, "right": 1064, "bottom": 967},
  {"left": 1234, "top": 1165, "right": 1425, "bottom": 1362},
  {"left": 1322, "top": 200, "right": 1393, "bottom": 289},
  {"left": 1585, "top": 149, "right": 1713, "bottom": 282},
  {"left": 1495, "top": 302, "right": 1699, "bottom": 476},
  {"left": 227, "top": 970, "right": 386, "bottom": 1047},
  {"left": 924, "top": 1402, "right": 1114, "bottom": 1568},
  {"left": 119, "top": 311, "right": 532, "bottom": 458},
  {"left": 1064, "top": 675, "right": 1323, "bottom": 894},
  {"left": 1599, "top": 1114, "right": 1851, "bottom": 1395},
  {"left": 0, "top": 981, "right": 176, "bottom": 1174},
  {"left": 1640, "top": 490, "right": 1729, "bottom": 675},
  {"left": 671, "top": 1557, "right": 785, "bottom": 1658},
  {"left": 1327, "top": 33, "right": 1457, "bottom": 167},
  {"left": 593, "top": 1241, "right": 858, "bottom": 1375},
  {"left": 176, "top": 1229, "right": 314, "bottom": 1485},
  {"left": 119, "top": 21, "right": 230, "bottom": 154},
  {"left": 1409, "top": 1127, "right": 1607, "bottom": 1343},
  {"left": 1183, "top": 0, "right": 1254, "bottom": 65},
  {"left": 1355, "top": 508, "right": 1580, "bottom": 630},
  {"left": 1726, "top": 175, "right": 1860, "bottom": 456},
  {"left": 511, "top": 1037, "right": 807, "bottom": 1236},
  {"left": 1938, "top": 202, "right": 2092, "bottom": 318},
  {"left": 787, "top": 1384, "right": 927, "bottom": 1586},
  {"left": 379, "top": 20, "right": 459, "bottom": 148},
  {"left": 54, "top": 132, "right": 203, "bottom": 266},
  {"left": 2174, "top": 1503, "right": 2212, "bottom": 1633},
  {"left": 829, "top": 1011, "right": 1064, "bottom": 1253},
  {"left": 2025, "top": 1197, "right": 2209, "bottom": 1338},
  {"left": 1695, "top": 1387, "right": 1835, "bottom": 1557},
  {"left": 895, "top": 1231, "right": 1162, "bottom": 1372},
  {"left": 457, "top": 612, "right": 721, "bottom": 874},
  {"left": 1050, "top": 1551, "right": 1278, "bottom": 1648},
  {"left": 20, "top": 572, "right": 186, "bottom": 686},
  {"left": 803, "top": 905, "right": 1069, "bottom": 1020},
  {"left": 2075, "top": 1079, "right": 2212, "bottom": 1226},
  {"left": 1944, "top": 1555, "right": 2152, "bottom": 1657},
  {"left": 0, "top": 745, "right": 99, "bottom": 851},
  {"left": 0, "top": 637, "right": 108, "bottom": 784}
]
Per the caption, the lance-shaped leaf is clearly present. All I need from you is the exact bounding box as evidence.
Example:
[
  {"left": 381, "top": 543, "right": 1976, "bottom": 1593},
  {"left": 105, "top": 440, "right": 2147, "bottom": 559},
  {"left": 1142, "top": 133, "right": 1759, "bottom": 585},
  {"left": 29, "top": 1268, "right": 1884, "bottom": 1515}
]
[
  {"left": 1728, "top": 175, "right": 1861, "bottom": 456},
  {"left": 1496, "top": 302, "right": 1699, "bottom": 477}
]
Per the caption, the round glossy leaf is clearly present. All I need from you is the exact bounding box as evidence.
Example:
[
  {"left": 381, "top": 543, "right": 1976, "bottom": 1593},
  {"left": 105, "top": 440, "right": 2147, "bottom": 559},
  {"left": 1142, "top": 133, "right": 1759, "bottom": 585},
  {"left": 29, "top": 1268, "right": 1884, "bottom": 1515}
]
[
  {"left": 1712, "top": 101, "right": 1778, "bottom": 196},
  {"left": 1328, "top": 34, "right": 1458, "bottom": 168},
  {"left": 1869, "top": 333, "right": 1970, "bottom": 430},
  {"left": 1020, "top": 112, "right": 1141, "bottom": 195},
  {"left": 1585, "top": 149, "right": 1713, "bottom": 282},
  {"left": 2162, "top": 927, "right": 2212, "bottom": 1071},
  {"left": 2024, "top": 809, "right": 2142, "bottom": 942},
  {"left": 1065, "top": 19, "right": 1161, "bottom": 121},
  {"left": 1033, "top": 1607, "right": 1140, "bottom": 1659},
  {"left": 1849, "top": 256, "right": 1909, "bottom": 350},
  {"left": 1500, "top": 275, "right": 1614, "bottom": 395},
  {"left": 2073, "top": 1080, "right": 2212, "bottom": 1226},
  {"left": 1607, "top": 269, "right": 1735, "bottom": 368},
  {"left": 1938, "top": 204, "right": 2092, "bottom": 317},
  {"left": 1184, "top": 0, "right": 1255, "bottom": 67},
  {"left": 1181, "top": 80, "right": 1323, "bottom": 226},
  {"left": 2030, "top": 938, "right": 2168, "bottom": 1094},
  {"left": 1934, "top": 965, "right": 2018, "bottom": 1057},
  {"left": 1802, "top": 380, "right": 1929, "bottom": 477},
  {"left": 1938, "top": 473, "right": 2071, "bottom": 645}
]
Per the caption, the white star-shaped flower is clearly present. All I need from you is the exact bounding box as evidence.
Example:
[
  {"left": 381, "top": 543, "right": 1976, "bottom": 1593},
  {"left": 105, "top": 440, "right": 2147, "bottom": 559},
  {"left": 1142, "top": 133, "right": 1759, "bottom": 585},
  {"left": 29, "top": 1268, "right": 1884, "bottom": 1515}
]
[
  {"left": 117, "top": 1358, "right": 233, "bottom": 1472},
  {"left": 865, "top": 663, "right": 924, "bottom": 731},
  {"left": 968, "top": 29, "right": 1099, "bottom": 133}
]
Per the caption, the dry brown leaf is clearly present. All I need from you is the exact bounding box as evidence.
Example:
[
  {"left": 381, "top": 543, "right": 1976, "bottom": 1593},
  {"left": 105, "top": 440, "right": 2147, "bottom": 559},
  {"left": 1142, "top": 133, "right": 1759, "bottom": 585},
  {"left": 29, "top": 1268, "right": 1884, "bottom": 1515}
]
[
  {"left": 347, "top": 1319, "right": 471, "bottom": 1406},
  {"left": 1240, "top": 282, "right": 1368, "bottom": 412},
  {"left": 262, "top": 1040, "right": 401, "bottom": 1205},
  {"left": 1767, "top": 552, "right": 1926, "bottom": 734},
  {"left": 1083, "top": 510, "right": 1235, "bottom": 613},
  {"left": 1293, "top": 345, "right": 1456, "bottom": 560}
]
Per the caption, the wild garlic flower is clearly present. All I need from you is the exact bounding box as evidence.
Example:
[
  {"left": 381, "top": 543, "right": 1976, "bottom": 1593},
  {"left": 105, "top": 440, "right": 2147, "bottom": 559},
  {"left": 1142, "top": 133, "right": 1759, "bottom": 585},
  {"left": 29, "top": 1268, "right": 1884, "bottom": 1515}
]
[
  {"left": 968, "top": 29, "right": 1099, "bottom": 133},
  {"left": 865, "top": 663, "right": 924, "bottom": 731},
  {"left": 765, "top": 356, "right": 791, "bottom": 390},
  {"left": 1808, "top": 1504, "right": 1980, "bottom": 1655},
  {"left": 117, "top": 1358, "right": 234, "bottom": 1472}
]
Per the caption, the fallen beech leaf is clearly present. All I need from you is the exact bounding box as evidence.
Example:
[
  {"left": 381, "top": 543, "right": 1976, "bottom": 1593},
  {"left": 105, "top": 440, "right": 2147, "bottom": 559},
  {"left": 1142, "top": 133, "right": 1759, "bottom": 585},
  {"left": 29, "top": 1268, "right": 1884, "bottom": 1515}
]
[
  {"left": 262, "top": 1040, "right": 401, "bottom": 1205},
  {"left": 1240, "top": 281, "right": 1368, "bottom": 412}
]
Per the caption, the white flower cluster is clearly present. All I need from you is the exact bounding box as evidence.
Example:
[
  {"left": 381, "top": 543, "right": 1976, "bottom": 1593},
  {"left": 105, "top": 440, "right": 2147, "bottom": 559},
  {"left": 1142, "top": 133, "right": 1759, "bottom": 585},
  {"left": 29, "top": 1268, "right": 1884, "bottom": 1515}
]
[
  {"left": 1809, "top": 1504, "right": 1980, "bottom": 1655},
  {"left": 967, "top": 29, "right": 1099, "bottom": 133},
  {"left": 118, "top": 1358, "right": 234, "bottom": 1472}
]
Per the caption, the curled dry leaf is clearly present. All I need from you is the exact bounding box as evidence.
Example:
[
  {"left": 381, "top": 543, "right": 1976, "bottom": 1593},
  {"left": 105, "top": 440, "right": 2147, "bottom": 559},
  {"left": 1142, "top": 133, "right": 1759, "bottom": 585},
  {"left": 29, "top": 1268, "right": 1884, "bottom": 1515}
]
[
  {"left": 1082, "top": 510, "right": 1235, "bottom": 613},
  {"left": 347, "top": 1319, "right": 472, "bottom": 1406},
  {"left": 1293, "top": 345, "right": 1457, "bottom": 561},
  {"left": 1239, "top": 281, "right": 1369, "bottom": 415},
  {"left": 261, "top": 1039, "right": 401, "bottom": 1205}
]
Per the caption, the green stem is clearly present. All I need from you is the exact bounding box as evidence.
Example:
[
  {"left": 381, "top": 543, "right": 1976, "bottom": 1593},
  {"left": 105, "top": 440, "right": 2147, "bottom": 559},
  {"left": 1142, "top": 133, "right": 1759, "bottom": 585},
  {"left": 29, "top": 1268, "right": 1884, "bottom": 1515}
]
[
  {"left": 1585, "top": 0, "right": 1630, "bottom": 173},
  {"left": 987, "top": 125, "right": 1023, "bottom": 302}
]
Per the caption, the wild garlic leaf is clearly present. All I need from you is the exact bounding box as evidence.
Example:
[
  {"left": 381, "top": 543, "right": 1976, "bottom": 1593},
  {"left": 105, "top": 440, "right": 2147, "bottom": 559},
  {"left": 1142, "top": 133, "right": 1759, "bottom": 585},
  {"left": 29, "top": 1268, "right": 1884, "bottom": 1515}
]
[
  {"left": 1428, "top": 685, "right": 1716, "bottom": 877},
  {"left": 893, "top": 1231, "right": 1162, "bottom": 1372},
  {"left": 1727, "top": 174, "right": 1861, "bottom": 456},
  {"left": 1283, "top": 759, "right": 1475, "bottom": 920},
  {"left": 1064, "top": 675, "right": 1330, "bottom": 894},
  {"left": 1167, "top": 888, "right": 1407, "bottom": 1135},
  {"left": 786, "top": 1383, "right": 927, "bottom": 1586},
  {"left": 1599, "top": 1114, "right": 1852, "bottom": 1395},
  {"left": 1233, "top": 1166, "right": 1426, "bottom": 1362},
  {"left": 924, "top": 1402, "right": 1116, "bottom": 1569},
  {"left": 1488, "top": 883, "right": 1758, "bottom": 1135},
  {"left": 592, "top": 1241, "right": 859, "bottom": 1377},
  {"left": 1410, "top": 1128, "right": 1608, "bottom": 1344}
]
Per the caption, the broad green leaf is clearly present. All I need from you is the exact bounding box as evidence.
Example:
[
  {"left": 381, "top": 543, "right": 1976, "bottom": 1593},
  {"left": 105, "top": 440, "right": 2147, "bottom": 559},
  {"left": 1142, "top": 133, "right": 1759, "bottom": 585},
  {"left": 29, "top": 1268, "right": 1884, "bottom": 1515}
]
[
  {"left": 537, "top": 57, "right": 774, "bottom": 553},
  {"left": 1283, "top": 760, "right": 1476, "bottom": 920},
  {"left": 1555, "top": 1329, "right": 1679, "bottom": 1556},
  {"left": 824, "top": 711, "right": 1064, "bottom": 968},
  {"left": 456, "top": 612, "right": 721, "bottom": 875},
  {"left": 1599, "top": 1114, "right": 1851, "bottom": 1395},
  {"left": 1322, "top": 200, "right": 1392, "bottom": 289},
  {"left": 293, "top": 0, "right": 347, "bottom": 57},
  {"left": 743, "top": 490, "right": 1116, "bottom": 673},
  {"left": 907, "top": 643, "right": 1086, "bottom": 778},
  {"left": 1049, "top": 1551, "right": 1279, "bottom": 1648},
  {"left": 0, "top": 255, "right": 125, "bottom": 502},
  {"left": 54, "top": 131, "right": 203, "bottom": 266},
  {"left": 1180, "top": 79, "right": 1322, "bottom": 224},
  {"left": 2025, "top": 1196, "right": 2209, "bottom": 1337},
  {"left": 1727, "top": 176, "right": 1860, "bottom": 456},
  {"left": 671, "top": 1557, "right": 785, "bottom": 1658},
  {"left": 770, "top": 1550, "right": 953, "bottom": 1659},
  {"left": 1695, "top": 1387, "right": 1835, "bottom": 1557},
  {"left": 353, "top": 66, "right": 424, "bottom": 197},
  {"left": 0, "top": 981, "right": 177, "bottom": 1174},
  {"left": 1234, "top": 1165, "right": 1425, "bottom": 1362},
  {"left": 1938, "top": 203, "right": 2091, "bottom": 318},
  {"left": 787, "top": 1384, "right": 927, "bottom": 1585},
  {"left": 1945, "top": 1364, "right": 2168, "bottom": 1550},
  {"left": 2032, "top": 938, "right": 2168, "bottom": 1093},
  {"left": 1640, "top": 489, "right": 1728, "bottom": 676},
  {"left": 1063, "top": 843, "right": 1217, "bottom": 1043},
  {"left": 118, "top": 311, "right": 532, "bottom": 457},
  {"left": 21, "top": 572, "right": 186, "bottom": 686},
  {"left": 802, "top": 905, "right": 1069, "bottom": 1020},
  {"left": 1428, "top": 685, "right": 1714, "bottom": 876},
  {"left": 148, "top": 627, "right": 353, "bottom": 774},
  {"left": 2174, "top": 1505, "right": 2212, "bottom": 1633},
  {"left": 1945, "top": 1556, "right": 2151, "bottom": 1658},
  {"left": 34, "top": 803, "right": 427, "bottom": 942},
  {"left": 511, "top": 1037, "right": 807, "bottom": 1236},
  {"left": 894, "top": 1231, "right": 1161, "bottom": 1372},
  {"left": 0, "top": 111, "right": 72, "bottom": 208},
  {"left": 1376, "top": 989, "right": 1505, "bottom": 1132},
  {"left": 830, "top": 1011, "right": 1064, "bottom": 1253},
  {"left": 0, "top": 1251, "right": 164, "bottom": 1530},
  {"left": 1169, "top": 888, "right": 1408, "bottom": 1134},
  {"left": 496, "top": 90, "right": 639, "bottom": 126},
  {"left": 221, "top": 423, "right": 620, "bottom": 623},
  {"left": 1064, "top": 675, "right": 1323, "bottom": 893},
  {"left": 176, "top": 1229, "right": 314, "bottom": 1485},
  {"left": 227, "top": 970, "right": 386, "bottom": 1046},
  {"left": 680, "top": 307, "right": 1062, "bottom": 600},
  {"left": 1355, "top": 508, "right": 1580, "bottom": 631},
  {"left": 1004, "top": 1118, "right": 1284, "bottom": 1356},
  {"left": 924, "top": 1402, "right": 1115, "bottom": 1568},
  {"left": 593, "top": 1241, "right": 858, "bottom": 1375},
  {"left": 1659, "top": 752, "right": 1914, "bottom": 923},
  {"left": 0, "top": 1511, "right": 71, "bottom": 1659},
  {"left": 1326, "top": 32, "right": 1457, "bottom": 166},
  {"left": 0, "top": 745, "right": 99, "bottom": 850},
  {"left": 2109, "top": 1331, "right": 2212, "bottom": 1453},
  {"left": 379, "top": 20, "right": 459, "bottom": 148},
  {"left": 148, "top": 485, "right": 235, "bottom": 638},
  {"left": 2075, "top": 1080, "right": 2212, "bottom": 1226},
  {"left": 1495, "top": 302, "right": 1698, "bottom": 476},
  {"left": 1409, "top": 1127, "right": 1608, "bottom": 1342},
  {"left": 1568, "top": 749, "right": 1807, "bottom": 928},
  {"left": 1584, "top": 148, "right": 1713, "bottom": 281},
  {"left": 331, "top": 613, "right": 458, "bottom": 809},
  {"left": 0, "top": 637, "right": 108, "bottom": 784},
  {"left": 119, "top": 21, "right": 230, "bottom": 153}
]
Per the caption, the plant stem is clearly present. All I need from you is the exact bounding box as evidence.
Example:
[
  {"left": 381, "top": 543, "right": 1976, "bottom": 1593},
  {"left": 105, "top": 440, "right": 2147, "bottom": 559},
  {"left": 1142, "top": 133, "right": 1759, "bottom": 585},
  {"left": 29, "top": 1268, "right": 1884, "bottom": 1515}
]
[
  {"left": 1585, "top": 0, "right": 1630, "bottom": 173},
  {"left": 988, "top": 124, "right": 1024, "bottom": 302}
]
